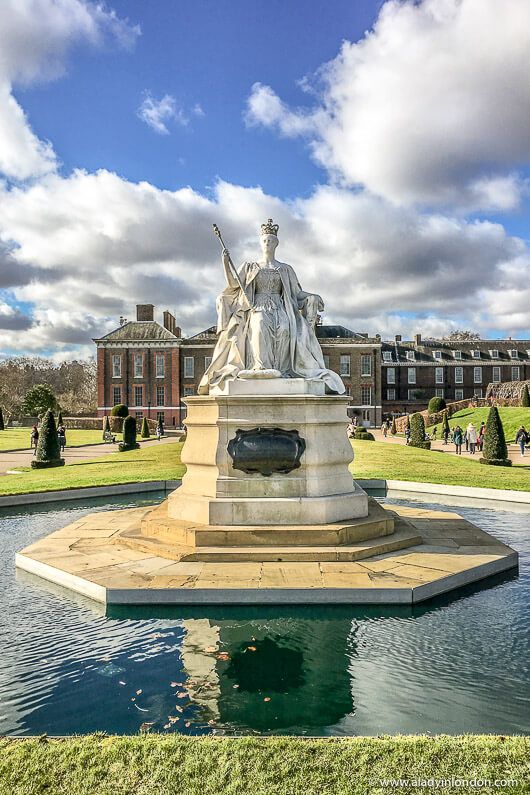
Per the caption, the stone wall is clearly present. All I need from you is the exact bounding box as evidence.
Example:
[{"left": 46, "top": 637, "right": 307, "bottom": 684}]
[
  {"left": 485, "top": 379, "right": 530, "bottom": 405},
  {"left": 393, "top": 398, "right": 489, "bottom": 432}
]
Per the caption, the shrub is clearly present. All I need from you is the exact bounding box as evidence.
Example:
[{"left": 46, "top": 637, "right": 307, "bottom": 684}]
[
  {"left": 409, "top": 412, "right": 431, "bottom": 449},
  {"left": 390, "top": 418, "right": 397, "bottom": 435},
  {"left": 522, "top": 384, "right": 530, "bottom": 408},
  {"left": 140, "top": 417, "right": 150, "bottom": 438},
  {"left": 31, "top": 409, "right": 65, "bottom": 469},
  {"left": 157, "top": 415, "right": 164, "bottom": 435},
  {"left": 22, "top": 384, "right": 57, "bottom": 417},
  {"left": 480, "top": 406, "right": 511, "bottom": 467},
  {"left": 354, "top": 427, "right": 375, "bottom": 441},
  {"left": 405, "top": 415, "right": 410, "bottom": 431},
  {"left": 111, "top": 404, "right": 129, "bottom": 418},
  {"left": 0, "top": 407, "right": 4, "bottom": 431},
  {"left": 118, "top": 415, "right": 140, "bottom": 451},
  {"left": 428, "top": 396, "right": 446, "bottom": 414},
  {"left": 102, "top": 415, "right": 111, "bottom": 439}
]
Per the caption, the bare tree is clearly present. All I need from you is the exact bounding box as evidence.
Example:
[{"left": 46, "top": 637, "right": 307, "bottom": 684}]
[{"left": 442, "top": 330, "right": 482, "bottom": 341}]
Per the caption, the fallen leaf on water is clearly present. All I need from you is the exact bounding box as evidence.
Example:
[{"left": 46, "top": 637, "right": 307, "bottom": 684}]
[
  {"left": 136, "top": 689, "right": 142, "bottom": 695},
  {"left": 264, "top": 697, "right": 271, "bottom": 702},
  {"left": 247, "top": 646, "right": 257, "bottom": 652}
]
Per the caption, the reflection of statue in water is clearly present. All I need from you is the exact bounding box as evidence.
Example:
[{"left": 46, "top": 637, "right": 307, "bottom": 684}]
[{"left": 198, "top": 220, "right": 345, "bottom": 395}]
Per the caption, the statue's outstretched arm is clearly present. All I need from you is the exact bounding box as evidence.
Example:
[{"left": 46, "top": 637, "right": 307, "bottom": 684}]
[{"left": 222, "top": 249, "right": 239, "bottom": 288}]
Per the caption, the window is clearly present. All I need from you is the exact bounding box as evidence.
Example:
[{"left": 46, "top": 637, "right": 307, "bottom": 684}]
[
  {"left": 184, "top": 357, "right": 194, "bottom": 378},
  {"left": 155, "top": 354, "right": 165, "bottom": 378},
  {"left": 183, "top": 386, "right": 195, "bottom": 397},
  {"left": 455, "top": 366, "right": 463, "bottom": 384},
  {"left": 382, "top": 351, "right": 393, "bottom": 362},
  {"left": 323, "top": 354, "right": 330, "bottom": 369},
  {"left": 112, "top": 354, "right": 122, "bottom": 378},
  {"left": 408, "top": 389, "right": 419, "bottom": 400},
  {"left": 408, "top": 367, "right": 416, "bottom": 384},
  {"left": 433, "top": 350, "right": 442, "bottom": 360},
  {"left": 134, "top": 353, "right": 143, "bottom": 378},
  {"left": 156, "top": 386, "right": 165, "bottom": 406},
  {"left": 492, "top": 366, "right": 501, "bottom": 383},
  {"left": 361, "top": 354, "right": 371, "bottom": 376},
  {"left": 435, "top": 367, "right": 444, "bottom": 384},
  {"left": 339, "top": 354, "right": 350, "bottom": 376},
  {"left": 361, "top": 385, "right": 371, "bottom": 405},
  {"left": 511, "top": 366, "right": 520, "bottom": 381},
  {"left": 453, "top": 350, "right": 462, "bottom": 359},
  {"left": 135, "top": 411, "right": 143, "bottom": 419},
  {"left": 134, "top": 385, "right": 143, "bottom": 406},
  {"left": 473, "top": 367, "right": 482, "bottom": 383},
  {"left": 361, "top": 409, "right": 371, "bottom": 423},
  {"left": 387, "top": 367, "right": 396, "bottom": 384},
  {"left": 386, "top": 388, "right": 396, "bottom": 400},
  {"left": 435, "top": 388, "right": 444, "bottom": 398},
  {"left": 344, "top": 384, "right": 351, "bottom": 396},
  {"left": 156, "top": 411, "right": 165, "bottom": 423},
  {"left": 455, "top": 388, "right": 464, "bottom": 401},
  {"left": 489, "top": 349, "right": 499, "bottom": 359},
  {"left": 472, "top": 349, "right": 481, "bottom": 359},
  {"left": 112, "top": 386, "right": 121, "bottom": 405},
  {"left": 406, "top": 350, "right": 415, "bottom": 361},
  {"left": 509, "top": 349, "right": 519, "bottom": 359},
  {"left": 474, "top": 388, "right": 483, "bottom": 398},
  {"left": 204, "top": 356, "right": 212, "bottom": 371}
]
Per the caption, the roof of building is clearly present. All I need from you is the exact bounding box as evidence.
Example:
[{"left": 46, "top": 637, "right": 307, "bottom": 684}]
[
  {"left": 316, "top": 325, "right": 366, "bottom": 339},
  {"left": 381, "top": 338, "right": 530, "bottom": 363},
  {"left": 94, "top": 321, "right": 179, "bottom": 342}
]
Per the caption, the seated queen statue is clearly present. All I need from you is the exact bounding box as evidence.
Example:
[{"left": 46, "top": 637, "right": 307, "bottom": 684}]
[{"left": 198, "top": 219, "right": 345, "bottom": 395}]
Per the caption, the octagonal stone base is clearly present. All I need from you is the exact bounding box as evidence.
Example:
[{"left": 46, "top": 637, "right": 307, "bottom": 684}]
[{"left": 16, "top": 501, "right": 518, "bottom": 606}]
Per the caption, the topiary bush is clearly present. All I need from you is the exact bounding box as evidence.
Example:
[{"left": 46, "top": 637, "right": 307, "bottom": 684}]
[
  {"left": 390, "top": 418, "right": 397, "bottom": 435},
  {"left": 57, "top": 410, "right": 63, "bottom": 425},
  {"left": 0, "top": 407, "right": 4, "bottom": 431},
  {"left": 102, "top": 415, "right": 111, "bottom": 439},
  {"left": 354, "top": 427, "right": 375, "bottom": 441},
  {"left": 409, "top": 412, "right": 431, "bottom": 449},
  {"left": 140, "top": 417, "right": 150, "bottom": 438},
  {"left": 428, "top": 396, "right": 446, "bottom": 414},
  {"left": 119, "top": 415, "right": 140, "bottom": 451},
  {"left": 480, "top": 406, "right": 511, "bottom": 467},
  {"left": 157, "top": 415, "right": 164, "bottom": 436},
  {"left": 31, "top": 410, "right": 65, "bottom": 469},
  {"left": 111, "top": 404, "right": 129, "bottom": 418},
  {"left": 442, "top": 410, "right": 450, "bottom": 438},
  {"left": 521, "top": 384, "right": 530, "bottom": 408}
]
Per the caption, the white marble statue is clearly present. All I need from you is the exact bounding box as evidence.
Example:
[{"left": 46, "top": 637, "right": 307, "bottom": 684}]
[{"left": 198, "top": 219, "right": 345, "bottom": 395}]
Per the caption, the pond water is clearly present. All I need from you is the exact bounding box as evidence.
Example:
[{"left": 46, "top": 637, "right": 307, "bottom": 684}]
[{"left": 0, "top": 491, "right": 528, "bottom": 736}]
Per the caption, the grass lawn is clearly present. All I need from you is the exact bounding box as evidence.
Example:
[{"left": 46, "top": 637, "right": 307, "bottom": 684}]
[
  {"left": 0, "top": 441, "right": 184, "bottom": 496},
  {"left": 428, "top": 407, "right": 530, "bottom": 442},
  {"left": 0, "top": 427, "right": 120, "bottom": 451},
  {"left": 0, "top": 735, "right": 528, "bottom": 795},
  {"left": 352, "top": 439, "right": 530, "bottom": 491}
]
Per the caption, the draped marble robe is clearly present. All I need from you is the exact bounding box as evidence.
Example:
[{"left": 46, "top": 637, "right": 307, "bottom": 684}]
[{"left": 198, "top": 260, "right": 345, "bottom": 395}]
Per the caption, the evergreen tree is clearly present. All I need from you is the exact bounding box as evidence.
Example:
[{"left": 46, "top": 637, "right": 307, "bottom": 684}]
[
  {"left": 31, "top": 410, "right": 65, "bottom": 468},
  {"left": 409, "top": 413, "right": 431, "bottom": 449},
  {"left": 391, "top": 418, "right": 397, "bottom": 435},
  {"left": 0, "top": 407, "right": 4, "bottom": 431},
  {"left": 480, "top": 406, "right": 511, "bottom": 466},
  {"left": 102, "top": 415, "right": 111, "bottom": 439},
  {"left": 141, "top": 417, "right": 150, "bottom": 438},
  {"left": 119, "top": 415, "right": 140, "bottom": 451},
  {"left": 521, "top": 384, "right": 530, "bottom": 408},
  {"left": 22, "top": 384, "right": 57, "bottom": 416}
]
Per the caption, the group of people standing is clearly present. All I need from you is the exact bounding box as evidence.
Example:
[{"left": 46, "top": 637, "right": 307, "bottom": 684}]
[
  {"left": 30, "top": 422, "right": 67, "bottom": 455},
  {"left": 444, "top": 421, "right": 485, "bottom": 455}
]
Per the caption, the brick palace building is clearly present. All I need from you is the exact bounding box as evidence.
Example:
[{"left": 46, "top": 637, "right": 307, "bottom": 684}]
[{"left": 94, "top": 305, "right": 530, "bottom": 426}]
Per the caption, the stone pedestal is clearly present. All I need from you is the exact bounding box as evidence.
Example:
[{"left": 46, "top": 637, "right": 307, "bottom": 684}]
[{"left": 168, "top": 379, "right": 368, "bottom": 526}]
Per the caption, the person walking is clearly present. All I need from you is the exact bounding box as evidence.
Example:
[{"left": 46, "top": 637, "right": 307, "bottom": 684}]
[
  {"left": 467, "top": 422, "right": 478, "bottom": 454},
  {"left": 516, "top": 425, "right": 528, "bottom": 457},
  {"left": 431, "top": 427, "right": 437, "bottom": 441},
  {"left": 453, "top": 425, "right": 463, "bottom": 455},
  {"left": 443, "top": 425, "right": 450, "bottom": 445},
  {"left": 382, "top": 423, "right": 388, "bottom": 438},
  {"left": 405, "top": 425, "right": 411, "bottom": 445},
  {"left": 477, "top": 421, "right": 486, "bottom": 452},
  {"left": 156, "top": 423, "right": 163, "bottom": 441},
  {"left": 57, "top": 423, "right": 66, "bottom": 452},
  {"left": 30, "top": 424, "right": 38, "bottom": 455}
]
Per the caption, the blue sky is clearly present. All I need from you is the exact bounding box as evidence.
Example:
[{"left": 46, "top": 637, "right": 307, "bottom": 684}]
[{"left": 1, "top": 0, "right": 530, "bottom": 358}]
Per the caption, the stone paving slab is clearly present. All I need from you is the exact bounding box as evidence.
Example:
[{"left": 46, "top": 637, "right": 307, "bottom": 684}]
[{"left": 15, "top": 502, "right": 518, "bottom": 605}]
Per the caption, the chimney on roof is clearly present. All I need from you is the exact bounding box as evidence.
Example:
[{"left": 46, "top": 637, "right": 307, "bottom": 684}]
[
  {"left": 395, "top": 334, "right": 402, "bottom": 343},
  {"left": 136, "top": 304, "right": 154, "bottom": 321},
  {"left": 414, "top": 333, "right": 421, "bottom": 346},
  {"left": 163, "top": 310, "right": 178, "bottom": 336}
]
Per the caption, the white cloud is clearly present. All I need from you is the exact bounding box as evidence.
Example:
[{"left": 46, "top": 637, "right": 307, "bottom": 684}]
[
  {"left": 137, "top": 92, "right": 204, "bottom": 134},
  {"left": 246, "top": 0, "right": 530, "bottom": 211},
  {"left": 0, "top": 0, "right": 139, "bottom": 181}
]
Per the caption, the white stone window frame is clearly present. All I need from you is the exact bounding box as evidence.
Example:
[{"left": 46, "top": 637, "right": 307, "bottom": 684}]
[
  {"left": 112, "top": 386, "right": 122, "bottom": 405},
  {"left": 204, "top": 356, "right": 212, "bottom": 371},
  {"left": 339, "top": 354, "right": 351, "bottom": 376},
  {"left": 433, "top": 350, "right": 442, "bottom": 360},
  {"left": 134, "top": 353, "right": 143, "bottom": 378},
  {"left": 511, "top": 366, "right": 520, "bottom": 381},
  {"left": 361, "top": 385, "right": 371, "bottom": 405},
  {"left": 407, "top": 367, "right": 416, "bottom": 385},
  {"left": 406, "top": 350, "right": 415, "bottom": 361},
  {"left": 184, "top": 356, "right": 195, "bottom": 378},
  {"left": 387, "top": 388, "right": 396, "bottom": 401},
  {"left": 155, "top": 353, "right": 165, "bottom": 378},
  {"left": 382, "top": 351, "right": 393, "bottom": 362},
  {"left": 473, "top": 367, "right": 482, "bottom": 384},
  {"left": 435, "top": 388, "right": 444, "bottom": 398},
  {"left": 435, "top": 367, "right": 444, "bottom": 384},
  {"left": 387, "top": 367, "right": 396, "bottom": 384},
  {"left": 407, "top": 389, "right": 418, "bottom": 400},
  {"left": 489, "top": 349, "right": 499, "bottom": 359},
  {"left": 361, "top": 354, "right": 372, "bottom": 377},
  {"left": 112, "top": 354, "right": 122, "bottom": 378},
  {"left": 455, "top": 388, "right": 464, "bottom": 401},
  {"left": 472, "top": 349, "right": 481, "bottom": 359},
  {"left": 453, "top": 350, "right": 463, "bottom": 360},
  {"left": 509, "top": 349, "right": 519, "bottom": 359},
  {"left": 134, "top": 385, "right": 143, "bottom": 407},
  {"left": 455, "top": 366, "right": 464, "bottom": 384},
  {"left": 156, "top": 385, "right": 165, "bottom": 406},
  {"left": 492, "top": 366, "right": 501, "bottom": 383}
]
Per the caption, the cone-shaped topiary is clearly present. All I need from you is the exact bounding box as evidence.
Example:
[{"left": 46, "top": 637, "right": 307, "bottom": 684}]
[
  {"left": 119, "top": 415, "right": 140, "bottom": 451},
  {"left": 157, "top": 415, "right": 164, "bottom": 435},
  {"left": 102, "top": 415, "right": 111, "bottom": 439},
  {"left": 442, "top": 410, "right": 450, "bottom": 437},
  {"left": 0, "top": 407, "right": 4, "bottom": 431},
  {"left": 391, "top": 418, "right": 397, "bottom": 435},
  {"left": 31, "top": 410, "right": 65, "bottom": 468},
  {"left": 480, "top": 406, "right": 511, "bottom": 466},
  {"left": 111, "top": 403, "right": 129, "bottom": 418},
  {"left": 409, "top": 412, "right": 431, "bottom": 449},
  {"left": 141, "top": 416, "right": 150, "bottom": 438},
  {"left": 428, "top": 396, "right": 446, "bottom": 414},
  {"left": 521, "top": 384, "right": 530, "bottom": 408}
]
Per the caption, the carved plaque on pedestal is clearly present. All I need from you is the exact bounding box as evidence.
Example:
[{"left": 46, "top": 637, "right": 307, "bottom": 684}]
[{"left": 227, "top": 427, "right": 306, "bottom": 476}]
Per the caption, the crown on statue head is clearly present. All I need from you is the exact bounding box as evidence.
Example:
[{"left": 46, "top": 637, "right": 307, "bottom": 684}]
[{"left": 261, "top": 218, "right": 279, "bottom": 236}]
